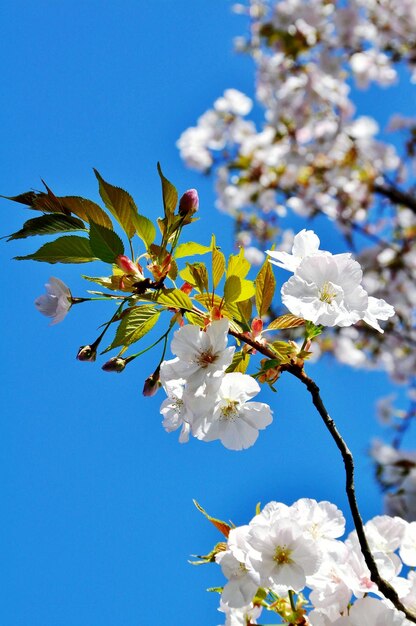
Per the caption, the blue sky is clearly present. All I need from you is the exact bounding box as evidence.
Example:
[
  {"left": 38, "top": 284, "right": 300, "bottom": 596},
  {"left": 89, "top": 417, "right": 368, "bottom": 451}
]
[{"left": 1, "top": 2, "right": 415, "bottom": 625}]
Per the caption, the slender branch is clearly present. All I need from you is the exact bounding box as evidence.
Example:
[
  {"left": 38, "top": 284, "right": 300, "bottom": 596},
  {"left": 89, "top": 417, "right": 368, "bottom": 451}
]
[
  {"left": 228, "top": 328, "right": 416, "bottom": 622},
  {"left": 285, "top": 366, "right": 416, "bottom": 623},
  {"left": 374, "top": 182, "right": 416, "bottom": 213}
]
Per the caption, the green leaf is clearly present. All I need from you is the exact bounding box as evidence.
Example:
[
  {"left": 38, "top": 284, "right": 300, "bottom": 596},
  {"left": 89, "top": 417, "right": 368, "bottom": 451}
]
[
  {"left": 267, "top": 314, "right": 305, "bottom": 330},
  {"left": 59, "top": 196, "right": 113, "bottom": 229},
  {"left": 131, "top": 212, "right": 156, "bottom": 249},
  {"left": 5, "top": 214, "right": 86, "bottom": 241},
  {"left": 237, "top": 299, "right": 252, "bottom": 325},
  {"left": 212, "top": 246, "right": 225, "bottom": 289},
  {"left": 94, "top": 169, "right": 138, "bottom": 239},
  {"left": 226, "top": 350, "right": 250, "bottom": 374},
  {"left": 107, "top": 306, "right": 160, "bottom": 350},
  {"left": 255, "top": 258, "right": 276, "bottom": 317},
  {"left": 226, "top": 247, "right": 250, "bottom": 280},
  {"left": 185, "top": 262, "right": 209, "bottom": 293},
  {"left": 157, "top": 162, "right": 178, "bottom": 217},
  {"left": 193, "top": 500, "right": 231, "bottom": 538},
  {"left": 89, "top": 221, "right": 124, "bottom": 264},
  {"left": 14, "top": 235, "right": 97, "bottom": 263},
  {"left": 224, "top": 275, "right": 255, "bottom": 304},
  {"left": 175, "top": 241, "right": 211, "bottom": 259},
  {"left": 154, "top": 288, "right": 194, "bottom": 311},
  {"left": 224, "top": 275, "right": 241, "bottom": 304},
  {"left": 305, "top": 321, "right": 324, "bottom": 339},
  {"left": 179, "top": 266, "right": 200, "bottom": 291}
]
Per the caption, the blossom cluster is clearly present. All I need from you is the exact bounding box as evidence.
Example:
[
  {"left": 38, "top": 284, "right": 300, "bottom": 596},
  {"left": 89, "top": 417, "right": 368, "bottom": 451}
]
[
  {"left": 271, "top": 229, "right": 395, "bottom": 331},
  {"left": 159, "top": 319, "right": 273, "bottom": 450},
  {"left": 207, "top": 497, "right": 416, "bottom": 625},
  {"left": 177, "top": 0, "right": 416, "bottom": 389}
]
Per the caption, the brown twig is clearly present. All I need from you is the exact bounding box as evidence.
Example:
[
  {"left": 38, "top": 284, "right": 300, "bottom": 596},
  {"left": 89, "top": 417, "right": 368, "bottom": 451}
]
[
  {"left": 374, "top": 182, "right": 416, "bottom": 213},
  {"left": 228, "top": 328, "right": 416, "bottom": 622}
]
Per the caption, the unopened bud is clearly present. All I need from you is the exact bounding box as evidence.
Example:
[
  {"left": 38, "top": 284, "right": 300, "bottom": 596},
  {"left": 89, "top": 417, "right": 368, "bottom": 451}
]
[
  {"left": 179, "top": 189, "right": 199, "bottom": 217},
  {"left": 251, "top": 317, "right": 263, "bottom": 336},
  {"left": 116, "top": 255, "right": 143, "bottom": 277},
  {"left": 76, "top": 345, "right": 97, "bottom": 361},
  {"left": 180, "top": 282, "right": 193, "bottom": 295},
  {"left": 143, "top": 368, "right": 161, "bottom": 397},
  {"left": 102, "top": 357, "right": 127, "bottom": 373}
]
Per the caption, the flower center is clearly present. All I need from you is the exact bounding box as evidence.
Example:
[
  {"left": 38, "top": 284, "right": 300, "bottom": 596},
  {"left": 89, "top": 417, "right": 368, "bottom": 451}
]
[
  {"left": 220, "top": 399, "right": 239, "bottom": 421},
  {"left": 197, "top": 350, "right": 218, "bottom": 368},
  {"left": 273, "top": 545, "right": 293, "bottom": 565},
  {"left": 173, "top": 398, "right": 184, "bottom": 411},
  {"left": 319, "top": 281, "right": 338, "bottom": 304}
]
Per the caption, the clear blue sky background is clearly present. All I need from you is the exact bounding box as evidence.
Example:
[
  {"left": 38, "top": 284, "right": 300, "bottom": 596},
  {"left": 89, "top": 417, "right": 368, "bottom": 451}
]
[{"left": 1, "top": 2, "right": 415, "bottom": 625}]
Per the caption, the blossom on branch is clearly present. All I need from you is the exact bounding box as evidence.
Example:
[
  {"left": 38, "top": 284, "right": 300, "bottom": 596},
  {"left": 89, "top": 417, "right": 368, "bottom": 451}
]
[
  {"left": 34, "top": 277, "right": 72, "bottom": 325},
  {"left": 190, "top": 372, "right": 273, "bottom": 450}
]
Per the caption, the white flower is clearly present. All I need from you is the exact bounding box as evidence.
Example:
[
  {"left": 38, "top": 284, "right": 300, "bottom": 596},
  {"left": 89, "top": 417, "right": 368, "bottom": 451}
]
[
  {"left": 247, "top": 518, "right": 322, "bottom": 593},
  {"left": 266, "top": 229, "right": 321, "bottom": 272},
  {"left": 163, "top": 319, "right": 235, "bottom": 390},
  {"left": 281, "top": 252, "right": 368, "bottom": 327},
  {"left": 400, "top": 522, "right": 416, "bottom": 567},
  {"left": 363, "top": 296, "right": 395, "bottom": 333},
  {"left": 216, "top": 525, "right": 260, "bottom": 609},
  {"left": 214, "top": 89, "right": 253, "bottom": 116},
  {"left": 346, "top": 596, "right": 407, "bottom": 626},
  {"left": 191, "top": 373, "right": 273, "bottom": 450},
  {"left": 34, "top": 277, "right": 72, "bottom": 325},
  {"left": 218, "top": 599, "right": 262, "bottom": 626},
  {"left": 159, "top": 382, "right": 191, "bottom": 443}
]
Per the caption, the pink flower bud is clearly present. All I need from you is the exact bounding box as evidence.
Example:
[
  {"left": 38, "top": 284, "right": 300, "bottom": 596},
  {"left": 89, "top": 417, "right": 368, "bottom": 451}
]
[
  {"left": 142, "top": 367, "right": 161, "bottom": 397},
  {"left": 76, "top": 345, "right": 97, "bottom": 362},
  {"left": 102, "top": 357, "right": 127, "bottom": 373},
  {"left": 179, "top": 189, "right": 199, "bottom": 217},
  {"left": 116, "top": 255, "right": 143, "bottom": 277},
  {"left": 251, "top": 317, "right": 263, "bottom": 336},
  {"left": 180, "top": 282, "right": 193, "bottom": 295}
]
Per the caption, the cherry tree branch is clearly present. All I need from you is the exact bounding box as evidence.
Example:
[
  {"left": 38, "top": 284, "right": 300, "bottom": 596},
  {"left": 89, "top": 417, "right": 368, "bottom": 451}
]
[
  {"left": 229, "top": 329, "right": 416, "bottom": 622},
  {"left": 374, "top": 182, "right": 416, "bottom": 213}
]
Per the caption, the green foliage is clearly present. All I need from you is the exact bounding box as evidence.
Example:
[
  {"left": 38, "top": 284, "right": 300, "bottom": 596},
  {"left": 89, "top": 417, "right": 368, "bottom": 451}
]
[
  {"left": 15, "top": 235, "right": 97, "bottom": 264},
  {"left": 152, "top": 288, "right": 194, "bottom": 311},
  {"left": 5, "top": 214, "right": 87, "bottom": 241},
  {"left": 131, "top": 212, "right": 156, "bottom": 250},
  {"left": 94, "top": 169, "right": 138, "bottom": 239},
  {"left": 267, "top": 314, "right": 305, "bottom": 330},
  {"left": 106, "top": 305, "right": 161, "bottom": 351},
  {"left": 255, "top": 258, "right": 276, "bottom": 317},
  {"left": 57, "top": 196, "right": 113, "bottom": 229},
  {"left": 89, "top": 221, "right": 124, "bottom": 263},
  {"left": 185, "top": 262, "right": 209, "bottom": 293},
  {"left": 226, "top": 350, "right": 250, "bottom": 374},
  {"left": 305, "top": 321, "right": 324, "bottom": 339},
  {"left": 212, "top": 245, "right": 225, "bottom": 289},
  {"left": 175, "top": 241, "right": 211, "bottom": 258},
  {"left": 224, "top": 275, "right": 255, "bottom": 304},
  {"left": 157, "top": 162, "right": 178, "bottom": 217},
  {"left": 226, "top": 247, "right": 250, "bottom": 280}
]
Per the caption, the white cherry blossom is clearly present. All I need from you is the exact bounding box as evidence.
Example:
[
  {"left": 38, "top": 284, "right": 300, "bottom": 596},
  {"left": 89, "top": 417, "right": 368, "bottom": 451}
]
[
  {"left": 163, "top": 318, "right": 235, "bottom": 390},
  {"left": 34, "top": 277, "right": 72, "bottom": 325},
  {"left": 247, "top": 518, "right": 322, "bottom": 593},
  {"left": 190, "top": 372, "right": 273, "bottom": 450},
  {"left": 281, "top": 252, "right": 369, "bottom": 327},
  {"left": 267, "top": 228, "right": 321, "bottom": 272}
]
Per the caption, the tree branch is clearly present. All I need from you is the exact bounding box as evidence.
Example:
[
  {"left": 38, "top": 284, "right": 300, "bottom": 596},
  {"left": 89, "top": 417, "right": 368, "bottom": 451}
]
[
  {"left": 374, "top": 182, "right": 416, "bottom": 213},
  {"left": 228, "top": 328, "right": 416, "bottom": 622}
]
